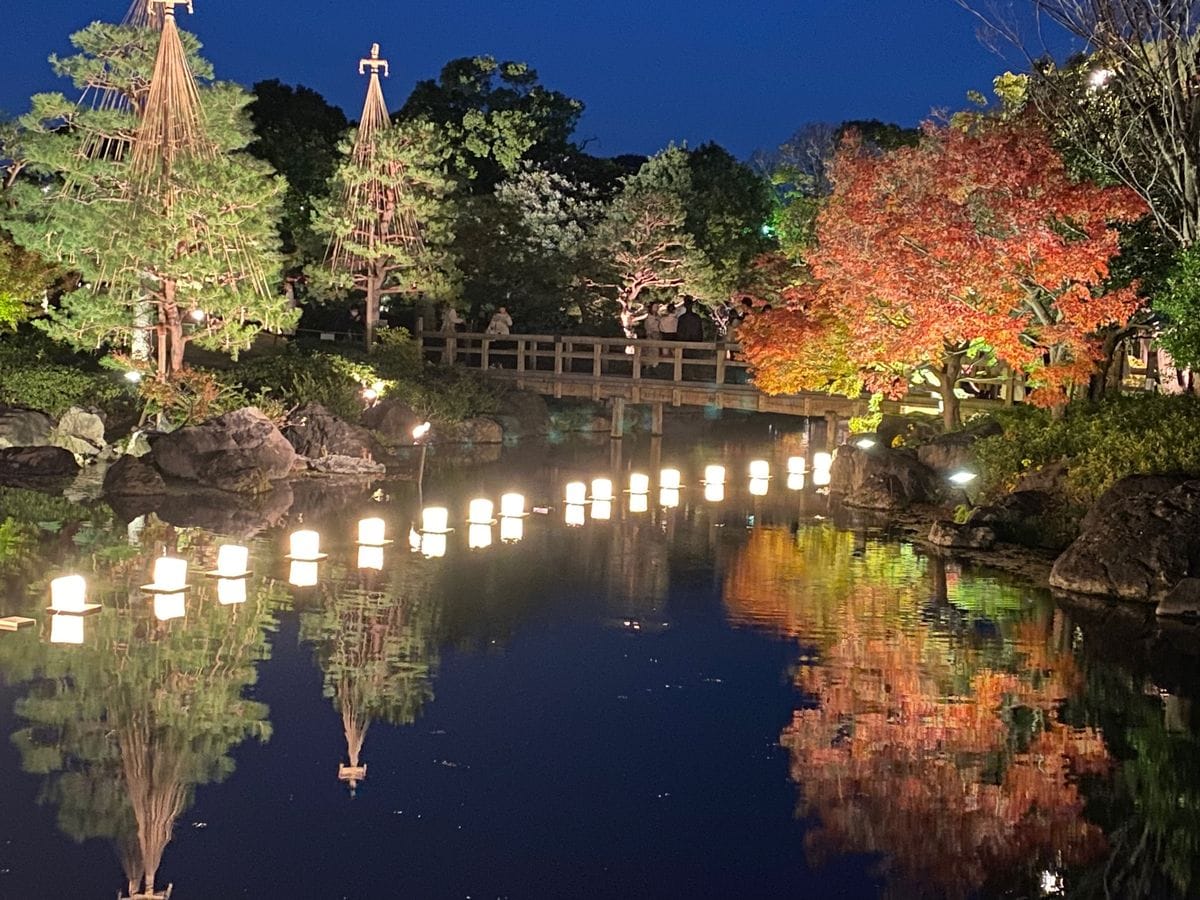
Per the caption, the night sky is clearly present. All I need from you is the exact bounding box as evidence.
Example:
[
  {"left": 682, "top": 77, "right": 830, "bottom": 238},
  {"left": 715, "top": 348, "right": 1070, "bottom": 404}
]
[{"left": 0, "top": 0, "right": 1077, "bottom": 159}]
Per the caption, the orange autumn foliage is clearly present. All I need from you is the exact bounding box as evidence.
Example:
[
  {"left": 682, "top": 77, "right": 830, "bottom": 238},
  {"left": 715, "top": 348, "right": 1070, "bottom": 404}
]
[{"left": 741, "top": 118, "right": 1148, "bottom": 408}]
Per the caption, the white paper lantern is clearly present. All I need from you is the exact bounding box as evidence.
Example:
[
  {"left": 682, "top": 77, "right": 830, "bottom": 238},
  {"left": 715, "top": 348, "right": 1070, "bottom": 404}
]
[
  {"left": 421, "top": 507, "right": 450, "bottom": 533},
  {"left": 660, "top": 468, "right": 681, "bottom": 490},
  {"left": 704, "top": 464, "right": 726, "bottom": 485},
  {"left": 50, "top": 575, "right": 88, "bottom": 613},
  {"left": 152, "top": 557, "right": 188, "bottom": 592},
  {"left": 628, "top": 472, "right": 650, "bottom": 494},
  {"left": 357, "top": 518, "right": 387, "bottom": 546},
  {"left": 748, "top": 459, "right": 770, "bottom": 480},
  {"left": 564, "top": 481, "right": 587, "bottom": 505},
  {"left": 215, "top": 544, "right": 250, "bottom": 577},
  {"left": 591, "top": 478, "right": 614, "bottom": 501},
  {"left": 289, "top": 530, "right": 322, "bottom": 560},
  {"left": 813, "top": 451, "right": 833, "bottom": 470},
  {"left": 787, "top": 456, "right": 806, "bottom": 475},
  {"left": 468, "top": 499, "right": 495, "bottom": 524},
  {"left": 500, "top": 493, "right": 526, "bottom": 518}
]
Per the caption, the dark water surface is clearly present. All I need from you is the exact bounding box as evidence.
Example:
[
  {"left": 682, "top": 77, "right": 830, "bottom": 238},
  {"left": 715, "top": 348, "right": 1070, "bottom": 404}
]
[{"left": 0, "top": 419, "right": 1198, "bottom": 899}]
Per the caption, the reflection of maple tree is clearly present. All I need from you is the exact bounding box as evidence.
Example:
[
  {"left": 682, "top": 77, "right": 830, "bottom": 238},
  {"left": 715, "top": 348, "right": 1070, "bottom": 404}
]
[{"left": 724, "top": 527, "right": 1110, "bottom": 897}]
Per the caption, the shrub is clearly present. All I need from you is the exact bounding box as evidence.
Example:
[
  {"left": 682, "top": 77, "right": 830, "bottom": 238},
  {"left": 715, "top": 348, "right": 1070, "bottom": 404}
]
[
  {"left": 974, "top": 394, "right": 1200, "bottom": 504},
  {"left": 0, "top": 334, "right": 129, "bottom": 417},
  {"left": 234, "top": 350, "right": 370, "bottom": 422},
  {"left": 389, "top": 366, "right": 504, "bottom": 423}
]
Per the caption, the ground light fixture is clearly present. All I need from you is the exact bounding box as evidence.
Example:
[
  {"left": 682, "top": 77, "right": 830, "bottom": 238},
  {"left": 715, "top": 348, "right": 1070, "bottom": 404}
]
[
  {"left": 854, "top": 436, "right": 877, "bottom": 450},
  {"left": 949, "top": 471, "right": 978, "bottom": 486},
  {"left": 124, "top": 370, "right": 142, "bottom": 383}
]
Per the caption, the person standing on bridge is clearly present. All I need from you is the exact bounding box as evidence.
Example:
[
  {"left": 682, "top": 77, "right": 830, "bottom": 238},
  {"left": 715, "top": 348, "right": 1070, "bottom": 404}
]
[
  {"left": 676, "top": 297, "right": 704, "bottom": 343},
  {"left": 486, "top": 306, "right": 513, "bottom": 336},
  {"left": 659, "top": 301, "right": 680, "bottom": 341}
]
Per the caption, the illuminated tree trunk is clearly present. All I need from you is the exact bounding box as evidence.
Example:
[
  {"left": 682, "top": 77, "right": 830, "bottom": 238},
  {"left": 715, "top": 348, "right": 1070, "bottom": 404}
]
[
  {"left": 936, "top": 350, "right": 963, "bottom": 431},
  {"left": 159, "top": 279, "right": 186, "bottom": 377}
]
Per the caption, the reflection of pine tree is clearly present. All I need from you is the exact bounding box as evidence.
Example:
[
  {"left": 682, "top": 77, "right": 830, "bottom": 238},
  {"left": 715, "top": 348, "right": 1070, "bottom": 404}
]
[
  {"left": 299, "top": 560, "right": 439, "bottom": 793},
  {"left": 3, "top": 572, "right": 278, "bottom": 898}
]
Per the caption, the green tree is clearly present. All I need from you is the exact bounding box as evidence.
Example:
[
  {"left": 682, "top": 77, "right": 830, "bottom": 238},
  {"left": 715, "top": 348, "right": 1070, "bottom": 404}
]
[
  {"left": 397, "top": 56, "right": 583, "bottom": 193},
  {"left": 0, "top": 232, "right": 54, "bottom": 330},
  {"left": 1155, "top": 245, "right": 1200, "bottom": 372}
]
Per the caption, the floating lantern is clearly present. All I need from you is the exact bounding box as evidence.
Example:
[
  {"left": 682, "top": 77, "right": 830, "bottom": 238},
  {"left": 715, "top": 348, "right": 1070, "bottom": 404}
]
[
  {"left": 420, "top": 532, "right": 447, "bottom": 559},
  {"left": 143, "top": 556, "right": 188, "bottom": 593},
  {"left": 288, "top": 560, "right": 320, "bottom": 587},
  {"left": 660, "top": 487, "right": 680, "bottom": 509},
  {"left": 153, "top": 592, "right": 186, "bottom": 622},
  {"left": 949, "top": 470, "right": 978, "bottom": 486},
  {"left": 287, "top": 530, "right": 326, "bottom": 561},
  {"left": 704, "top": 482, "right": 725, "bottom": 503},
  {"left": 813, "top": 451, "right": 833, "bottom": 470},
  {"left": 813, "top": 468, "right": 832, "bottom": 487},
  {"left": 748, "top": 459, "right": 770, "bottom": 480},
  {"left": 357, "top": 517, "right": 389, "bottom": 546},
  {"left": 591, "top": 478, "right": 614, "bottom": 502},
  {"left": 357, "top": 545, "right": 385, "bottom": 570},
  {"left": 704, "top": 464, "right": 726, "bottom": 485},
  {"left": 787, "top": 472, "right": 805, "bottom": 491},
  {"left": 214, "top": 544, "right": 251, "bottom": 578},
  {"left": 48, "top": 574, "right": 100, "bottom": 615},
  {"left": 500, "top": 493, "right": 527, "bottom": 518},
  {"left": 660, "top": 468, "right": 681, "bottom": 490},
  {"left": 629, "top": 472, "right": 650, "bottom": 494},
  {"left": 467, "top": 499, "right": 495, "bottom": 525},
  {"left": 217, "top": 578, "right": 247, "bottom": 605},
  {"left": 421, "top": 507, "right": 451, "bottom": 533},
  {"left": 468, "top": 523, "right": 493, "bottom": 549},
  {"left": 500, "top": 516, "right": 525, "bottom": 543},
  {"left": 749, "top": 477, "right": 769, "bottom": 496},
  {"left": 591, "top": 499, "right": 613, "bottom": 521},
  {"left": 565, "top": 481, "right": 588, "bottom": 505},
  {"left": 49, "top": 614, "right": 85, "bottom": 645},
  {"left": 787, "top": 456, "right": 806, "bottom": 475},
  {"left": 564, "top": 504, "right": 586, "bottom": 527},
  {"left": 629, "top": 492, "right": 649, "bottom": 514}
]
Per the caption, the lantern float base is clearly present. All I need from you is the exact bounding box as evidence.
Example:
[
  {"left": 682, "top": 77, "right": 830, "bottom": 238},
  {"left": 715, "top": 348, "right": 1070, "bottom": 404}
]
[
  {"left": 0, "top": 616, "right": 36, "bottom": 631},
  {"left": 44, "top": 605, "right": 102, "bottom": 617}
]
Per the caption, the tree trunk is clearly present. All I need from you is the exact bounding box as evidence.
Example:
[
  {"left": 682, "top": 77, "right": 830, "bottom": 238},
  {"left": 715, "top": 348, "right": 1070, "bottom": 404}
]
[
  {"left": 161, "top": 280, "right": 185, "bottom": 376},
  {"left": 364, "top": 270, "right": 381, "bottom": 353},
  {"left": 936, "top": 353, "right": 962, "bottom": 431}
]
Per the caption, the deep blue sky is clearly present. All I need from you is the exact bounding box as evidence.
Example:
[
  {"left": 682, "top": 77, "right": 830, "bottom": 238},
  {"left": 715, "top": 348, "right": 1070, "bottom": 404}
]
[{"left": 1, "top": 0, "right": 1074, "bottom": 159}]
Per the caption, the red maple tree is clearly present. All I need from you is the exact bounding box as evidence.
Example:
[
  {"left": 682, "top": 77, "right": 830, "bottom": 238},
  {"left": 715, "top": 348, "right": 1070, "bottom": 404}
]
[{"left": 742, "top": 118, "right": 1148, "bottom": 427}]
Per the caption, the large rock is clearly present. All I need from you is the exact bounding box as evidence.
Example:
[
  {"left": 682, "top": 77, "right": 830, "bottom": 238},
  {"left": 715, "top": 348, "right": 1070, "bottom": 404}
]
[
  {"left": 916, "top": 419, "right": 1002, "bottom": 474},
  {"left": 49, "top": 407, "right": 107, "bottom": 458},
  {"left": 361, "top": 398, "right": 422, "bottom": 446},
  {"left": 492, "top": 392, "right": 550, "bottom": 438},
  {"left": 429, "top": 416, "right": 504, "bottom": 445},
  {"left": 1157, "top": 578, "right": 1200, "bottom": 618},
  {"left": 149, "top": 407, "right": 297, "bottom": 493},
  {"left": 829, "top": 444, "right": 938, "bottom": 510},
  {"left": 307, "top": 454, "right": 386, "bottom": 475},
  {"left": 968, "top": 489, "right": 1076, "bottom": 550},
  {"left": 104, "top": 454, "right": 168, "bottom": 497},
  {"left": 1049, "top": 475, "right": 1200, "bottom": 602},
  {"left": 283, "top": 403, "right": 392, "bottom": 465},
  {"left": 0, "top": 445, "right": 80, "bottom": 484},
  {"left": 928, "top": 520, "right": 996, "bottom": 550},
  {"left": 0, "top": 407, "right": 54, "bottom": 449}
]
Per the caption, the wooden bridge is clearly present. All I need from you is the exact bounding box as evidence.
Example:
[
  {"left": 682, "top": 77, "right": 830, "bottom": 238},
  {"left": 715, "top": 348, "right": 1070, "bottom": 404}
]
[{"left": 415, "top": 327, "right": 1020, "bottom": 439}]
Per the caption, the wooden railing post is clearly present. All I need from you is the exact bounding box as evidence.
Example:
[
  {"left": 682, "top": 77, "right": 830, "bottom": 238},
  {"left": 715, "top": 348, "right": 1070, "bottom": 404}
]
[
  {"left": 516, "top": 338, "right": 526, "bottom": 374},
  {"left": 715, "top": 341, "right": 726, "bottom": 385},
  {"left": 632, "top": 343, "right": 642, "bottom": 380},
  {"left": 480, "top": 337, "right": 490, "bottom": 370},
  {"left": 447, "top": 335, "right": 457, "bottom": 365},
  {"left": 593, "top": 342, "right": 602, "bottom": 378},
  {"left": 673, "top": 345, "right": 683, "bottom": 382}
]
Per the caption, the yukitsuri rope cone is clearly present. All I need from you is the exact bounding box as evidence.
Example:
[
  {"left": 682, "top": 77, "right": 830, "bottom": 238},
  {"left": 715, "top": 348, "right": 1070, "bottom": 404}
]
[{"left": 327, "top": 43, "right": 429, "bottom": 349}]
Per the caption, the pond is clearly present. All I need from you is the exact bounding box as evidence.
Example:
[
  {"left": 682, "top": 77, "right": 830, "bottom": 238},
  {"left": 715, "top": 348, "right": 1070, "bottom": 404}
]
[{"left": 0, "top": 417, "right": 1198, "bottom": 899}]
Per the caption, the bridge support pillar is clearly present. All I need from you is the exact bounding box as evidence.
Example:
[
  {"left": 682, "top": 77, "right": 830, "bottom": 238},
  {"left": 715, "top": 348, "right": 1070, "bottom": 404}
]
[
  {"left": 650, "top": 402, "right": 664, "bottom": 437},
  {"left": 824, "top": 410, "right": 841, "bottom": 451},
  {"left": 610, "top": 397, "right": 626, "bottom": 439}
]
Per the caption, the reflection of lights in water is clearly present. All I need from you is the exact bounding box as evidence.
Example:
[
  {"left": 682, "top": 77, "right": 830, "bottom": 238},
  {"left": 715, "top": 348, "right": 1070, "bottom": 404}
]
[
  {"left": 787, "top": 456, "right": 806, "bottom": 474},
  {"left": 289, "top": 560, "right": 320, "bottom": 587},
  {"left": 499, "top": 516, "right": 524, "bottom": 543},
  {"left": 289, "top": 530, "right": 323, "bottom": 560},
  {"left": 420, "top": 532, "right": 447, "bottom": 558},
  {"left": 748, "top": 459, "right": 770, "bottom": 479},
  {"left": 217, "top": 578, "right": 247, "bottom": 605},
  {"left": 591, "top": 478, "right": 614, "bottom": 501},
  {"left": 660, "top": 468, "right": 681, "bottom": 489},
  {"left": 813, "top": 451, "right": 833, "bottom": 469},
  {"left": 591, "top": 499, "right": 612, "bottom": 521},
  {"left": 468, "top": 523, "right": 493, "bottom": 550},
  {"left": 408, "top": 528, "right": 421, "bottom": 551},
  {"left": 704, "top": 464, "right": 726, "bottom": 484},
  {"left": 500, "top": 493, "right": 526, "bottom": 517},
  {"left": 813, "top": 467, "right": 831, "bottom": 487},
  {"left": 149, "top": 556, "right": 188, "bottom": 592},
  {"left": 468, "top": 498, "right": 494, "bottom": 524},
  {"left": 659, "top": 487, "right": 680, "bottom": 509},
  {"left": 704, "top": 482, "right": 725, "bottom": 502},
  {"left": 422, "top": 507, "right": 450, "bottom": 532},
  {"left": 215, "top": 544, "right": 250, "bottom": 576},
  {"left": 1040, "top": 870, "right": 1064, "bottom": 896},
  {"left": 564, "top": 481, "right": 587, "bottom": 505},
  {"left": 357, "top": 545, "right": 385, "bottom": 570},
  {"left": 629, "top": 493, "right": 649, "bottom": 514},
  {"left": 749, "top": 477, "right": 769, "bottom": 496},
  {"left": 357, "top": 517, "right": 387, "bottom": 545},
  {"left": 564, "top": 503, "right": 586, "bottom": 527},
  {"left": 629, "top": 472, "right": 650, "bottom": 494},
  {"left": 153, "top": 592, "right": 186, "bottom": 622},
  {"left": 49, "top": 615, "right": 85, "bottom": 645},
  {"left": 49, "top": 575, "right": 89, "bottom": 613},
  {"left": 787, "top": 472, "right": 805, "bottom": 491}
]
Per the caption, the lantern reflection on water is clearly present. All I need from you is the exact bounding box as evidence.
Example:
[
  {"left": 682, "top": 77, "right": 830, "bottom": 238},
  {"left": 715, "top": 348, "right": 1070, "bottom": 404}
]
[
  {"left": 812, "top": 467, "right": 832, "bottom": 487},
  {"left": 591, "top": 499, "right": 613, "bottom": 521},
  {"left": 289, "top": 560, "right": 320, "bottom": 587},
  {"left": 787, "top": 472, "right": 806, "bottom": 491},
  {"left": 153, "top": 592, "right": 186, "bottom": 622},
  {"left": 468, "top": 523, "right": 493, "bottom": 550},
  {"left": 749, "top": 477, "right": 769, "bottom": 496},
  {"left": 420, "top": 532, "right": 448, "bottom": 558},
  {"left": 217, "top": 577, "right": 248, "bottom": 605},
  {"left": 660, "top": 487, "right": 680, "bottom": 509},
  {"left": 357, "top": 545, "right": 385, "bottom": 570},
  {"left": 49, "top": 614, "right": 85, "bottom": 645},
  {"left": 499, "top": 516, "right": 524, "bottom": 543},
  {"left": 704, "top": 482, "right": 725, "bottom": 502},
  {"left": 564, "top": 504, "right": 586, "bottom": 527},
  {"left": 628, "top": 492, "right": 649, "bottom": 514}
]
